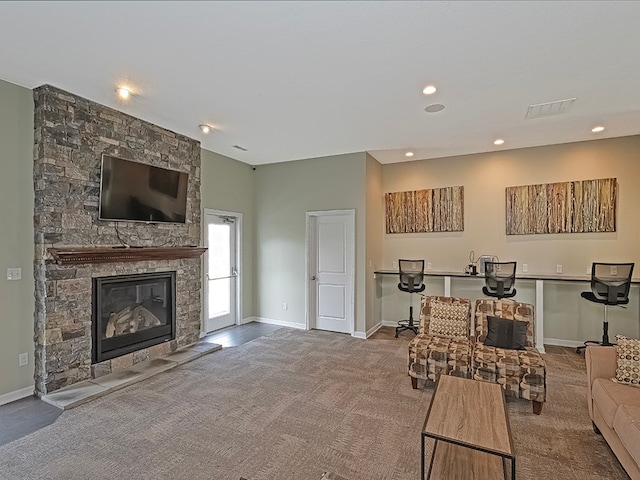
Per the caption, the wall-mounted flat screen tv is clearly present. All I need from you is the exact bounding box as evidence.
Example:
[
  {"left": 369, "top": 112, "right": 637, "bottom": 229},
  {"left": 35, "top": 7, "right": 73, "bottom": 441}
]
[{"left": 99, "top": 155, "right": 188, "bottom": 224}]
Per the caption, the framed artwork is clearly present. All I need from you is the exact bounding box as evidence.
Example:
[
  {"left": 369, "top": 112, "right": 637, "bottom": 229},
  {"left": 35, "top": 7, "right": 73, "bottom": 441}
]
[
  {"left": 385, "top": 186, "right": 464, "bottom": 234},
  {"left": 505, "top": 178, "right": 616, "bottom": 235}
]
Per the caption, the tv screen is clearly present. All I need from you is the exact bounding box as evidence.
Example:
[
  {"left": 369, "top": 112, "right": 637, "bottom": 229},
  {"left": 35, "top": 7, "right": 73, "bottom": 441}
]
[{"left": 99, "top": 155, "right": 188, "bottom": 223}]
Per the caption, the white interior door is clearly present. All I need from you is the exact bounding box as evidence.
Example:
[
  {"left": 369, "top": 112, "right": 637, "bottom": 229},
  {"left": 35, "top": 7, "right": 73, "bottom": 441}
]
[
  {"left": 205, "top": 212, "right": 238, "bottom": 333},
  {"left": 308, "top": 210, "right": 355, "bottom": 334}
]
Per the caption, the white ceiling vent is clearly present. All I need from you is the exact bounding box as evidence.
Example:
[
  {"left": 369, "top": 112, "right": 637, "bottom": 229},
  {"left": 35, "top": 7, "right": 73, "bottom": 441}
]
[{"left": 526, "top": 98, "right": 576, "bottom": 119}]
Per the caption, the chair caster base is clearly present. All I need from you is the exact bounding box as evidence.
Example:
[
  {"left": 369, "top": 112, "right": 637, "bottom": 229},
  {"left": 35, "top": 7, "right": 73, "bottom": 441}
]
[
  {"left": 395, "top": 322, "right": 418, "bottom": 338},
  {"left": 576, "top": 340, "right": 616, "bottom": 355}
]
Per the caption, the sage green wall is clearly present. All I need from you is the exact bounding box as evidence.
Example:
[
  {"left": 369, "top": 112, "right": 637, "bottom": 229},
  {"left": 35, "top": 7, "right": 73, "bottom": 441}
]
[
  {"left": 0, "top": 79, "right": 35, "bottom": 398},
  {"left": 200, "top": 149, "right": 255, "bottom": 320},
  {"left": 254, "top": 152, "right": 367, "bottom": 333},
  {"left": 365, "top": 154, "right": 383, "bottom": 333},
  {"left": 380, "top": 135, "right": 640, "bottom": 343}
]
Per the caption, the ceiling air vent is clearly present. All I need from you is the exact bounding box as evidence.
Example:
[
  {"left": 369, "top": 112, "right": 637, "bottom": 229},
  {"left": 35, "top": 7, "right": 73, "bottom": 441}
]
[
  {"left": 232, "top": 145, "right": 248, "bottom": 151},
  {"left": 525, "top": 98, "right": 576, "bottom": 119}
]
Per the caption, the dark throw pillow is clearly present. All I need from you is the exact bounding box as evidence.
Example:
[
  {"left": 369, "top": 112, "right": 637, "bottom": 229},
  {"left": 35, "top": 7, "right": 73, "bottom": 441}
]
[{"left": 484, "top": 316, "right": 529, "bottom": 350}]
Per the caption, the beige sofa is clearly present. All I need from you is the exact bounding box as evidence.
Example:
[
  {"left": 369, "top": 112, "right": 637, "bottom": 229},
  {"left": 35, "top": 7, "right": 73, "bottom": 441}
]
[{"left": 586, "top": 346, "right": 640, "bottom": 480}]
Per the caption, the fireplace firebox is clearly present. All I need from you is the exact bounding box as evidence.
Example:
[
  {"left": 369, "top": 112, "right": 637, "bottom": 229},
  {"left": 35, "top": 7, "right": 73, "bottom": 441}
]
[{"left": 93, "top": 272, "right": 176, "bottom": 363}]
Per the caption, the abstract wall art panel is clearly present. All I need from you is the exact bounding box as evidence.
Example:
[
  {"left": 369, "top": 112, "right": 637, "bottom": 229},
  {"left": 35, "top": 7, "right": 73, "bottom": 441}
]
[
  {"left": 385, "top": 186, "right": 464, "bottom": 234},
  {"left": 505, "top": 178, "right": 616, "bottom": 235}
]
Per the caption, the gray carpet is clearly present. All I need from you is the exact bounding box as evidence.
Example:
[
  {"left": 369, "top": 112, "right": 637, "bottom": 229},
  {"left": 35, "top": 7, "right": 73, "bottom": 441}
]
[{"left": 0, "top": 329, "right": 629, "bottom": 479}]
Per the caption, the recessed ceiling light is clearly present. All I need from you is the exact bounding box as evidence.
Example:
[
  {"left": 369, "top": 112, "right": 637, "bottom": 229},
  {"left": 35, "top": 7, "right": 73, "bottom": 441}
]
[
  {"left": 116, "top": 86, "right": 131, "bottom": 100},
  {"left": 405, "top": 151, "right": 414, "bottom": 157},
  {"left": 422, "top": 85, "right": 437, "bottom": 95},
  {"left": 199, "top": 124, "right": 213, "bottom": 134},
  {"left": 591, "top": 126, "right": 605, "bottom": 133},
  {"left": 494, "top": 138, "right": 505, "bottom": 145},
  {"left": 424, "top": 104, "right": 445, "bottom": 113}
]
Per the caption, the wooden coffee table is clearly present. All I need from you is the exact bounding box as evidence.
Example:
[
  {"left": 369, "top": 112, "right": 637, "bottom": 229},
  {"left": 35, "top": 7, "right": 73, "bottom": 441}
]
[{"left": 421, "top": 375, "right": 516, "bottom": 480}]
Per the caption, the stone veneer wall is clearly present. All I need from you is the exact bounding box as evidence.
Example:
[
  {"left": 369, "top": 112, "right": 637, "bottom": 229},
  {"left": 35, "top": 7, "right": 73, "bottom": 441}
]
[{"left": 33, "top": 85, "right": 202, "bottom": 396}]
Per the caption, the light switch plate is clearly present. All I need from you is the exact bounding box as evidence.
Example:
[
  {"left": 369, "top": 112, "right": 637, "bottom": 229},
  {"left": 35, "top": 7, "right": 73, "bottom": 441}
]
[
  {"left": 7, "top": 268, "right": 22, "bottom": 281},
  {"left": 556, "top": 264, "right": 563, "bottom": 274}
]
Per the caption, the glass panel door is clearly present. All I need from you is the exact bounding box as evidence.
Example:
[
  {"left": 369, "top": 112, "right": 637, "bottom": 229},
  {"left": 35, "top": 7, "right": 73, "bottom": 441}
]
[{"left": 205, "top": 212, "right": 237, "bottom": 332}]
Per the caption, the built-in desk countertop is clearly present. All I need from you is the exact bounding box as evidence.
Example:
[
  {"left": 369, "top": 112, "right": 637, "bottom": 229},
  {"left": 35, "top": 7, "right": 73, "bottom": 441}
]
[
  {"left": 374, "top": 270, "right": 640, "bottom": 283},
  {"left": 374, "top": 270, "right": 640, "bottom": 353}
]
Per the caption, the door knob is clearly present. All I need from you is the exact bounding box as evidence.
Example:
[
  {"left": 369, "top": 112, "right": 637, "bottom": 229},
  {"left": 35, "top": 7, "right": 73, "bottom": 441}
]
[{"left": 311, "top": 275, "right": 316, "bottom": 280}]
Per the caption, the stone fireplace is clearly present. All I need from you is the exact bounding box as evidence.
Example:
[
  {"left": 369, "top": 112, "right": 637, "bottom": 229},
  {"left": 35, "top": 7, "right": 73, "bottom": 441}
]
[
  {"left": 92, "top": 272, "right": 176, "bottom": 363},
  {"left": 33, "top": 85, "right": 203, "bottom": 396}
]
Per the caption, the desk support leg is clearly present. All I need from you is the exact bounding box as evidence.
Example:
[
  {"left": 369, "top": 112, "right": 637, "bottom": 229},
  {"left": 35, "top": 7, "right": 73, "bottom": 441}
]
[
  {"left": 444, "top": 276, "right": 451, "bottom": 297},
  {"left": 535, "top": 279, "right": 545, "bottom": 354}
]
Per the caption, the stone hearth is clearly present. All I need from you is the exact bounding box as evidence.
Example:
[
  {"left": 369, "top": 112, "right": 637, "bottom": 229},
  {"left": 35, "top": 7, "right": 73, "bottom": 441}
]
[{"left": 33, "top": 85, "right": 203, "bottom": 396}]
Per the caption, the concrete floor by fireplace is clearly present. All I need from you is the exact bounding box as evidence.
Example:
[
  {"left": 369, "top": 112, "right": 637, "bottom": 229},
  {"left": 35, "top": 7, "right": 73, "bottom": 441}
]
[{"left": 41, "top": 341, "right": 223, "bottom": 410}]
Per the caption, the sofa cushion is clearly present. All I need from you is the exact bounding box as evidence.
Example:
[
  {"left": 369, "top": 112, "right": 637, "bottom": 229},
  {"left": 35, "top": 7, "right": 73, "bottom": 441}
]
[
  {"left": 614, "top": 335, "right": 640, "bottom": 387},
  {"left": 409, "top": 333, "right": 471, "bottom": 381},
  {"left": 613, "top": 404, "right": 640, "bottom": 469},
  {"left": 419, "top": 296, "right": 471, "bottom": 335},
  {"left": 472, "top": 344, "right": 545, "bottom": 401},
  {"left": 475, "top": 299, "right": 535, "bottom": 347},
  {"left": 428, "top": 299, "right": 469, "bottom": 338},
  {"left": 484, "top": 316, "right": 528, "bottom": 350},
  {"left": 592, "top": 377, "right": 640, "bottom": 427}
]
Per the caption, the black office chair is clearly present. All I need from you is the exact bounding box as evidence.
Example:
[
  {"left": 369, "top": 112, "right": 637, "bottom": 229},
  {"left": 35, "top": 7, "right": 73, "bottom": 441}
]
[
  {"left": 576, "top": 262, "right": 634, "bottom": 354},
  {"left": 482, "top": 261, "right": 517, "bottom": 299},
  {"left": 395, "top": 259, "right": 426, "bottom": 338}
]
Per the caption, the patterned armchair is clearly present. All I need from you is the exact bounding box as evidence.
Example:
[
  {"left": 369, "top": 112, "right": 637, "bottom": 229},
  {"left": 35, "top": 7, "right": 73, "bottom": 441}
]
[
  {"left": 408, "top": 296, "right": 473, "bottom": 388},
  {"left": 472, "top": 299, "right": 546, "bottom": 414}
]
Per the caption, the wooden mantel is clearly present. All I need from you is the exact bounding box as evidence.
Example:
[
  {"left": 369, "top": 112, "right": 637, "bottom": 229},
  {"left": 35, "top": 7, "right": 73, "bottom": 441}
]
[{"left": 48, "top": 246, "right": 207, "bottom": 265}]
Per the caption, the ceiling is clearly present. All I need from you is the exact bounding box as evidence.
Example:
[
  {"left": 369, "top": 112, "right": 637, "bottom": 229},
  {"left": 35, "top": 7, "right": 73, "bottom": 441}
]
[{"left": 1, "top": 1, "right": 639, "bottom": 166}]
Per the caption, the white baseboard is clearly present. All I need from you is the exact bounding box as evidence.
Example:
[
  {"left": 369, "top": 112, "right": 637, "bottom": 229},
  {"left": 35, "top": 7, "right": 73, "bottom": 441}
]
[
  {"left": 366, "top": 322, "right": 384, "bottom": 338},
  {"left": 353, "top": 331, "right": 366, "bottom": 339},
  {"left": 544, "top": 338, "right": 584, "bottom": 348},
  {"left": 0, "top": 386, "right": 34, "bottom": 406},
  {"left": 382, "top": 320, "right": 399, "bottom": 327},
  {"left": 253, "top": 317, "right": 307, "bottom": 330}
]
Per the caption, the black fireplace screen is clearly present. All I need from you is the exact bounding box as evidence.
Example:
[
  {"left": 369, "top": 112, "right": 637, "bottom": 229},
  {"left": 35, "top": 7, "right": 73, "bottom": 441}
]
[{"left": 93, "top": 272, "right": 176, "bottom": 363}]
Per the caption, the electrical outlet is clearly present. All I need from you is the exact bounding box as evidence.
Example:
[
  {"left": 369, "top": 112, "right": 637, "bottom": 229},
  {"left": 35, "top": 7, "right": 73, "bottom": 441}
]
[
  {"left": 282, "top": 302, "right": 288, "bottom": 311},
  {"left": 587, "top": 265, "right": 592, "bottom": 274},
  {"left": 556, "top": 264, "right": 563, "bottom": 274},
  {"left": 7, "top": 268, "right": 22, "bottom": 281},
  {"left": 19, "top": 352, "right": 28, "bottom": 367},
  {"left": 427, "top": 262, "right": 432, "bottom": 270},
  {"left": 522, "top": 264, "right": 528, "bottom": 273},
  {"left": 392, "top": 261, "right": 398, "bottom": 269},
  {"left": 611, "top": 266, "right": 618, "bottom": 276}
]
